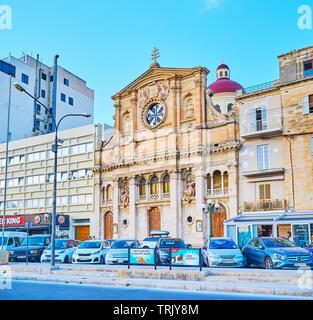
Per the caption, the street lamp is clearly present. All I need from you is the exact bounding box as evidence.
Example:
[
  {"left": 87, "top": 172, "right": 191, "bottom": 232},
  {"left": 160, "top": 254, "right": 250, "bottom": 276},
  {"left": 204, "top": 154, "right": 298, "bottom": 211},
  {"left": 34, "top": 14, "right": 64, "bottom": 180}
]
[
  {"left": 202, "top": 199, "right": 220, "bottom": 239},
  {"left": 1, "top": 73, "right": 13, "bottom": 252},
  {"left": 14, "top": 82, "right": 91, "bottom": 266}
]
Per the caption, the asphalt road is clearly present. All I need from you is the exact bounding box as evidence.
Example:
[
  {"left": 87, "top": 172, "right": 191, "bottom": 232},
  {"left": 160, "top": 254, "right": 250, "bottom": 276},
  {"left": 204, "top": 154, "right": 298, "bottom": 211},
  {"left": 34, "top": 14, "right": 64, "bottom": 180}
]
[{"left": 0, "top": 280, "right": 309, "bottom": 300}]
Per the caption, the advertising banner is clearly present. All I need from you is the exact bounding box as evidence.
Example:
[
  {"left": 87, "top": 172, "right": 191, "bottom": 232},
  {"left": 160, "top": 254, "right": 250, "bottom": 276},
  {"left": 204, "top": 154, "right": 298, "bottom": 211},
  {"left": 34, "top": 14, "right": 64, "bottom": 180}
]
[
  {"left": 0, "top": 216, "right": 25, "bottom": 226},
  {"left": 171, "top": 249, "right": 200, "bottom": 266},
  {"left": 130, "top": 248, "right": 155, "bottom": 265}
]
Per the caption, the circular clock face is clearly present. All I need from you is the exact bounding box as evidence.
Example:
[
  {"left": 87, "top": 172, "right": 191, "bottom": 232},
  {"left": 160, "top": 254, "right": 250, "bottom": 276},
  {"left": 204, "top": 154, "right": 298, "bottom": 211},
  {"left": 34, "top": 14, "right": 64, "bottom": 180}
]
[{"left": 146, "top": 104, "right": 165, "bottom": 127}]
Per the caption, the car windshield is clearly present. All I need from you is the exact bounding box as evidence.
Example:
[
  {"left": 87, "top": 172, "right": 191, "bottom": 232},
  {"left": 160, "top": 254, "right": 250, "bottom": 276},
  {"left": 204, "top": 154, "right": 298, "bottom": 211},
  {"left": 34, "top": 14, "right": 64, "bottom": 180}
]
[
  {"left": 159, "top": 240, "right": 185, "bottom": 248},
  {"left": 46, "top": 240, "right": 68, "bottom": 250},
  {"left": 21, "top": 237, "right": 47, "bottom": 246},
  {"left": 0, "top": 237, "right": 7, "bottom": 246},
  {"left": 263, "top": 238, "right": 296, "bottom": 248},
  {"left": 111, "top": 241, "right": 137, "bottom": 248},
  {"left": 209, "top": 239, "right": 238, "bottom": 249},
  {"left": 79, "top": 241, "right": 102, "bottom": 249}
]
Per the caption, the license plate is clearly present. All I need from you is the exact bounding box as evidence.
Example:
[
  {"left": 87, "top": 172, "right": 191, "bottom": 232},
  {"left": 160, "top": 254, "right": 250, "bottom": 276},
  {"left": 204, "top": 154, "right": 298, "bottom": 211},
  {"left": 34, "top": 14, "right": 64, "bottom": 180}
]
[
  {"left": 222, "top": 260, "right": 234, "bottom": 264},
  {"left": 295, "top": 263, "right": 307, "bottom": 267},
  {"left": 118, "top": 259, "right": 124, "bottom": 264},
  {"left": 80, "top": 257, "right": 90, "bottom": 261},
  {"left": 18, "top": 256, "right": 26, "bottom": 259}
]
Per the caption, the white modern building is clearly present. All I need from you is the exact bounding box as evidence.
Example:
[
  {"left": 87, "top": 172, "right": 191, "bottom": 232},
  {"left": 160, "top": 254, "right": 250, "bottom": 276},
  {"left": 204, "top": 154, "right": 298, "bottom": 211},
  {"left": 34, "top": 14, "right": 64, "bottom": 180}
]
[
  {"left": 0, "top": 54, "right": 94, "bottom": 144},
  {"left": 0, "top": 123, "right": 112, "bottom": 240}
]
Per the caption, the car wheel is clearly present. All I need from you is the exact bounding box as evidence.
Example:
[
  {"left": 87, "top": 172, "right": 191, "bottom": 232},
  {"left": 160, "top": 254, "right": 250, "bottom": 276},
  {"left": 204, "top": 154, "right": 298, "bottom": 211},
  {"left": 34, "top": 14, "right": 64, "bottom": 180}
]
[
  {"left": 100, "top": 256, "right": 105, "bottom": 264},
  {"left": 264, "top": 256, "right": 273, "bottom": 269},
  {"left": 64, "top": 256, "right": 69, "bottom": 264}
]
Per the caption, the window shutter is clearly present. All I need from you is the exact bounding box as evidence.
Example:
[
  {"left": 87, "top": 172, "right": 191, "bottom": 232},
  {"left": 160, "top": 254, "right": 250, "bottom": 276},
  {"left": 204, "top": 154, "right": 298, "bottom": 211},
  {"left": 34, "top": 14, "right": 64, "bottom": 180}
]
[
  {"left": 264, "top": 145, "right": 269, "bottom": 169},
  {"left": 250, "top": 108, "right": 257, "bottom": 132},
  {"left": 262, "top": 107, "right": 268, "bottom": 130},
  {"left": 259, "top": 185, "right": 265, "bottom": 200},
  {"left": 303, "top": 96, "right": 310, "bottom": 114},
  {"left": 257, "top": 146, "right": 264, "bottom": 170},
  {"left": 265, "top": 184, "right": 271, "bottom": 200}
]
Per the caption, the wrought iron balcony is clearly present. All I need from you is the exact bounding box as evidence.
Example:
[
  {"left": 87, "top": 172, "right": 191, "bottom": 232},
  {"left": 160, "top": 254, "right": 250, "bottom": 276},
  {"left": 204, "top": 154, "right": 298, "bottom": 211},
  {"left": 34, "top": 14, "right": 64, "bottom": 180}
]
[{"left": 207, "top": 188, "right": 229, "bottom": 198}]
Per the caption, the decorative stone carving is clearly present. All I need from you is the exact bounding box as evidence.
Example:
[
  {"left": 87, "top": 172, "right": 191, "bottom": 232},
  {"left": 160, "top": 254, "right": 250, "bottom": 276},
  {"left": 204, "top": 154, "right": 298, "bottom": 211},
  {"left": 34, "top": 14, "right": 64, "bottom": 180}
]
[
  {"left": 138, "top": 80, "right": 170, "bottom": 108},
  {"left": 120, "top": 187, "right": 130, "bottom": 208},
  {"left": 183, "top": 95, "right": 194, "bottom": 118},
  {"left": 183, "top": 179, "right": 196, "bottom": 203}
]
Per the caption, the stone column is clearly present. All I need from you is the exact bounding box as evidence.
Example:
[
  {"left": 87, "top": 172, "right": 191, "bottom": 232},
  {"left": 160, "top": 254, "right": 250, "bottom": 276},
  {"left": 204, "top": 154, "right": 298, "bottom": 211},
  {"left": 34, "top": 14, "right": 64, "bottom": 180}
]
[
  {"left": 228, "top": 163, "right": 239, "bottom": 220},
  {"left": 195, "top": 169, "right": 207, "bottom": 245},
  {"left": 94, "top": 170, "right": 102, "bottom": 239},
  {"left": 129, "top": 176, "right": 137, "bottom": 239},
  {"left": 170, "top": 171, "right": 182, "bottom": 238},
  {"left": 113, "top": 179, "right": 119, "bottom": 240}
]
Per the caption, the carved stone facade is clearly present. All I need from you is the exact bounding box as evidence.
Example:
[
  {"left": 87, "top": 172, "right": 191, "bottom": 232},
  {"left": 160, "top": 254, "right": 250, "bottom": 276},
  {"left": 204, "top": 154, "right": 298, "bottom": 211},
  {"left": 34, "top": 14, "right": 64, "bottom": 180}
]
[{"left": 93, "top": 63, "right": 240, "bottom": 246}]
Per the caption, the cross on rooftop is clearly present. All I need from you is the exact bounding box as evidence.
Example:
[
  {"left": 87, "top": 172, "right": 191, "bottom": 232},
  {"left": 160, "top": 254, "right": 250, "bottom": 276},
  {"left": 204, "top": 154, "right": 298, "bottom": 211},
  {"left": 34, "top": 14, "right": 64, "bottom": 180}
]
[{"left": 151, "top": 47, "right": 160, "bottom": 65}]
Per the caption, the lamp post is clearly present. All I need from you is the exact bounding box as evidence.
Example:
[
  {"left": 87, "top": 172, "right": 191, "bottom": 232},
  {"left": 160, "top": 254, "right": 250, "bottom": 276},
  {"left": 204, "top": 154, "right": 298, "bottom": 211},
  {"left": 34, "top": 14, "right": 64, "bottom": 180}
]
[
  {"left": 14, "top": 83, "right": 91, "bottom": 266},
  {"left": 1, "top": 73, "right": 13, "bottom": 252},
  {"left": 202, "top": 199, "right": 220, "bottom": 239}
]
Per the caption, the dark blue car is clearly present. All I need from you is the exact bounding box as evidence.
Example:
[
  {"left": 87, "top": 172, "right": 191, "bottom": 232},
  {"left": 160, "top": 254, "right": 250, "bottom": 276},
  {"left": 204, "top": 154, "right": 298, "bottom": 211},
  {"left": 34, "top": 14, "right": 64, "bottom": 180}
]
[{"left": 242, "top": 237, "right": 313, "bottom": 269}]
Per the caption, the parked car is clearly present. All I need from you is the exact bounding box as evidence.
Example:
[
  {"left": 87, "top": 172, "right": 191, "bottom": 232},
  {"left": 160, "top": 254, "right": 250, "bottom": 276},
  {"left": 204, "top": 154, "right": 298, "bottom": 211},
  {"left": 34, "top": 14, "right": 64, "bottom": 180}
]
[
  {"left": 9, "top": 235, "right": 51, "bottom": 262},
  {"left": 141, "top": 231, "right": 170, "bottom": 249},
  {"left": 0, "top": 232, "right": 27, "bottom": 252},
  {"left": 242, "top": 237, "right": 313, "bottom": 269},
  {"left": 155, "top": 238, "right": 187, "bottom": 265},
  {"left": 41, "top": 239, "right": 79, "bottom": 263},
  {"left": 202, "top": 237, "right": 245, "bottom": 268},
  {"left": 105, "top": 239, "right": 141, "bottom": 265},
  {"left": 72, "top": 240, "right": 111, "bottom": 264}
]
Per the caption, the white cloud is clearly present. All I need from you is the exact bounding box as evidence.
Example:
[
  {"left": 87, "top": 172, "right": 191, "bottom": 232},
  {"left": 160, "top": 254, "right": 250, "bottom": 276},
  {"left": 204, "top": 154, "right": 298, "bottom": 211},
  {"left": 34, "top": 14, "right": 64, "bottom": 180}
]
[{"left": 205, "top": 0, "right": 226, "bottom": 11}]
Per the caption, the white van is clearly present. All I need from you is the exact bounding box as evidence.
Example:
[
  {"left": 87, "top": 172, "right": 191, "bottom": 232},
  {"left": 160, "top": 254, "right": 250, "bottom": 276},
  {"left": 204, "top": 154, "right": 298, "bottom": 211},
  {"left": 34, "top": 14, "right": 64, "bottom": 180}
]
[{"left": 0, "top": 232, "right": 27, "bottom": 251}]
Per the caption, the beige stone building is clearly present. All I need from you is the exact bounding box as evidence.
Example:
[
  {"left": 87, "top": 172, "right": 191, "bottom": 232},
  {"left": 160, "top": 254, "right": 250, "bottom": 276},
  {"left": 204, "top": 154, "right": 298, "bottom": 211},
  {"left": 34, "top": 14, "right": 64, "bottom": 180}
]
[
  {"left": 225, "top": 45, "right": 313, "bottom": 248},
  {"left": 94, "top": 56, "right": 242, "bottom": 247}
]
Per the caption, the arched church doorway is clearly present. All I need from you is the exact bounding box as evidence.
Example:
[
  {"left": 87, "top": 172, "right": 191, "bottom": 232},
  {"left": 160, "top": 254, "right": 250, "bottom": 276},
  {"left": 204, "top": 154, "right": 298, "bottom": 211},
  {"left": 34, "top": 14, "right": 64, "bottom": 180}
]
[
  {"left": 148, "top": 207, "right": 161, "bottom": 235},
  {"left": 104, "top": 211, "right": 113, "bottom": 240},
  {"left": 211, "top": 204, "right": 227, "bottom": 238}
]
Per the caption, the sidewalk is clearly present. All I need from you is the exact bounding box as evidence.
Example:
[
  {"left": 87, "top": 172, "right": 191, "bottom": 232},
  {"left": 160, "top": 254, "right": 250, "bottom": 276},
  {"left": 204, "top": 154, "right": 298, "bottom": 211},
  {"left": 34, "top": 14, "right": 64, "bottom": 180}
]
[{"left": 6, "top": 263, "right": 313, "bottom": 298}]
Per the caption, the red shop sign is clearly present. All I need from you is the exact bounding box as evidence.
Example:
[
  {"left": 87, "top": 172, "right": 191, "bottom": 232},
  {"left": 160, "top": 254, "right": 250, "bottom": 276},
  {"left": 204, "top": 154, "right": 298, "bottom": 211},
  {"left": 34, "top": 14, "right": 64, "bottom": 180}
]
[{"left": 0, "top": 216, "right": 25, "bottom": 226}]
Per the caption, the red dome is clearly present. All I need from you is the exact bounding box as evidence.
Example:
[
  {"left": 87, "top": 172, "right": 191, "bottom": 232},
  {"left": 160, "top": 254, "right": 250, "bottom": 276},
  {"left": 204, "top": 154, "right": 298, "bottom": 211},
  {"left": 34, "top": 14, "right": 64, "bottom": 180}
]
[
  {"left": 217, "top": 64, "right": 229, "bottom": 70},
  {"left": 208, "top": 79, "right": 244, "bottom": 94}
]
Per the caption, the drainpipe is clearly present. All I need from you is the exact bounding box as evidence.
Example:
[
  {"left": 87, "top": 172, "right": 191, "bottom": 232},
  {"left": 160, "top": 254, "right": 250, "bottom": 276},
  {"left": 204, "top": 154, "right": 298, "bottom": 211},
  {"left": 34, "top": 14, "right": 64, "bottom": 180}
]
[
  {"left": 52, "top": 55, "right": 59, "bottom": 132},
  {"left": 33, "top": 54, "right": 39, "bottom": 133}
]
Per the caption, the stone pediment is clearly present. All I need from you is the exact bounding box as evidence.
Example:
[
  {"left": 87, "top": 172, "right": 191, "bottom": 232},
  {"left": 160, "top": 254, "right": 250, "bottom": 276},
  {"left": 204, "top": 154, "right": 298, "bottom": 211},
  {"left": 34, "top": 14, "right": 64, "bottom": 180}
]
[{"left": 111, "top": 66, "right": 209, "bottom": 100}]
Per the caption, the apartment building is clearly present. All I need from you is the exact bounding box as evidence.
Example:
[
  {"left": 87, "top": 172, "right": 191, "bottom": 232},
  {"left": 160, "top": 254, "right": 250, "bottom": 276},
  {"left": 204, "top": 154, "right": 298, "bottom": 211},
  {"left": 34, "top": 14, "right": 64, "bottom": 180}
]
[
  {"left": 0, "top": 54, "right": 94, "bottom": 144},
  {"left": 0, "top": 123, "right": 112, "bottom": 240},
  {"left": 225, "top": 45, "right": 313, "bottom": 248}
]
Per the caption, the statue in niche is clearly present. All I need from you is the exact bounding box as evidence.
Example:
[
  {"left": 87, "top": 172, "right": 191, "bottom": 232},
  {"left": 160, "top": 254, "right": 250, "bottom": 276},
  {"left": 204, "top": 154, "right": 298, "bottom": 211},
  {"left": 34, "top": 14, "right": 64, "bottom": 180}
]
[
  {"left": 120, "top": 187, "right": 130, "bottom": 208},
  {"left": 183, "top": 179, "right": 196, "bottom": 203}
]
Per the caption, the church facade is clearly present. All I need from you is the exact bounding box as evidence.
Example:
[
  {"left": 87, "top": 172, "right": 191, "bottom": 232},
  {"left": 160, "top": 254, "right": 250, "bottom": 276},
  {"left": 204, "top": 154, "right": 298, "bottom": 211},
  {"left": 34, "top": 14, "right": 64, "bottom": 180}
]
[{"left": 93, "top": 54, "right": 242, "bottom": 246}]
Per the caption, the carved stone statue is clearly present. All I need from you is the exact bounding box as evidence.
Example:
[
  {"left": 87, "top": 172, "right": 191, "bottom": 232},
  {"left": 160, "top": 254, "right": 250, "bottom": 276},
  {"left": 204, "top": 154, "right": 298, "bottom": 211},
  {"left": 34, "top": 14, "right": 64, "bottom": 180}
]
[
  {"left": 183, "top": 180, "right": 196, "bottom": 203},
  {"left": 137, "top": 80, "right": 169, "bottom": 108},
  {"left": 120, "top": 187, "right": 130, "bottom": 207}
]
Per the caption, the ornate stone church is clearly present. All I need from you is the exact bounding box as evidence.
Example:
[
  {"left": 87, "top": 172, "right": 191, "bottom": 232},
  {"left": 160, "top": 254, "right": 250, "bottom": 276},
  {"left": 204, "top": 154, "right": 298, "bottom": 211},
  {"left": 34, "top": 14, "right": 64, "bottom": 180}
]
[{"left": 93, "top": 49, "right": 242, "bottom": 246}]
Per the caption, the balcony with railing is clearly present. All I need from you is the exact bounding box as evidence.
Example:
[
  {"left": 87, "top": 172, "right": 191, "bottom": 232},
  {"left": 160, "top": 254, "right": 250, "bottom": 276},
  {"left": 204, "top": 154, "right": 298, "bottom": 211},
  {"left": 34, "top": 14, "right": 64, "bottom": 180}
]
[
  {"left": 243, "top": 199, "right": 287, "bottom": 212},
  {"left": 137, "top": 192, "right": 171, "bottom": 203},
  {"left": 207, "top": 188, "right": 229, "bottom": 198},
  {"left": 241, "top": 113, "right": 283, "bottom": 140}
]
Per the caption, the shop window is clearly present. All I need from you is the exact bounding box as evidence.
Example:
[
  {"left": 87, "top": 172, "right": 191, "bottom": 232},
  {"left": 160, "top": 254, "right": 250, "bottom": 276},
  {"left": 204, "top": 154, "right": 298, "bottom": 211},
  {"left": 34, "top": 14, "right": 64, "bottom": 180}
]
[{"left": 293, "top": 224, "right": 310, "bottom": 248}]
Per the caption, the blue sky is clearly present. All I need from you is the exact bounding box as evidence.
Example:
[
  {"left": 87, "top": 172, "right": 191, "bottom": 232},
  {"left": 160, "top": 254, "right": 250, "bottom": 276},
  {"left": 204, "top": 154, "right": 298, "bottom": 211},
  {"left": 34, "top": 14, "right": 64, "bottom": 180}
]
[{"left": 1, "top": 0, "right": 312, "bottom": 126}]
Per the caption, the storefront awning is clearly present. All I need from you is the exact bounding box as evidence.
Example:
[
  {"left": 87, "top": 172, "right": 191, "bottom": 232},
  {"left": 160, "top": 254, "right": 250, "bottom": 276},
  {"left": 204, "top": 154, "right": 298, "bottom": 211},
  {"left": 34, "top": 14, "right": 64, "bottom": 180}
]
[{"left": 225, "top": 211, "right": 313, "bottom": 225}]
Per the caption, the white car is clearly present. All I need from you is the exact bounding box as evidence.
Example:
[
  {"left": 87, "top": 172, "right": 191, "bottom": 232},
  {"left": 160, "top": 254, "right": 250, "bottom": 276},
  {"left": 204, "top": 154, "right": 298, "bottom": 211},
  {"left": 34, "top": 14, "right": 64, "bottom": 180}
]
[
  {"left": 41, "top": 239, "right": 78, "bottom": 264},
  {"left": 72, "top": 240, "right": 111, "bottom": 264},
  {"left": 141, "top": 231, "right": 170, "bottom": 249}
]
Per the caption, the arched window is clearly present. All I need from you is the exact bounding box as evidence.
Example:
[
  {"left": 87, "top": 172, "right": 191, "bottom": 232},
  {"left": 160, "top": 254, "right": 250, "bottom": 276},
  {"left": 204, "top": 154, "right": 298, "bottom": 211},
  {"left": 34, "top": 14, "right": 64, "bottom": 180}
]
[
  {"left": 227, "top": 103, "right": 234, "bottom": 112},
  {"left": 106, "top": 185, "right": 113, "bottom": 202},
  {"left": 213, "top": 171, "right": 222, "bottom": 190},
  {"left": 225, "top": 71, "right": 228, "bottom": 77},
  {"left": 150, "top": 176, "right": 160, "bottom": 195},
  {"left": 214, "top": 105, "right": 221, "bottom": 113},
  {"left": 139, "top": 178, "right": 147, "bottom": 196},
  {"left": 223, "top": 172, "right": 229, "bottom": 190},
  {"left": 163, "top": 175, "right": 170, "bottom": 193}
]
